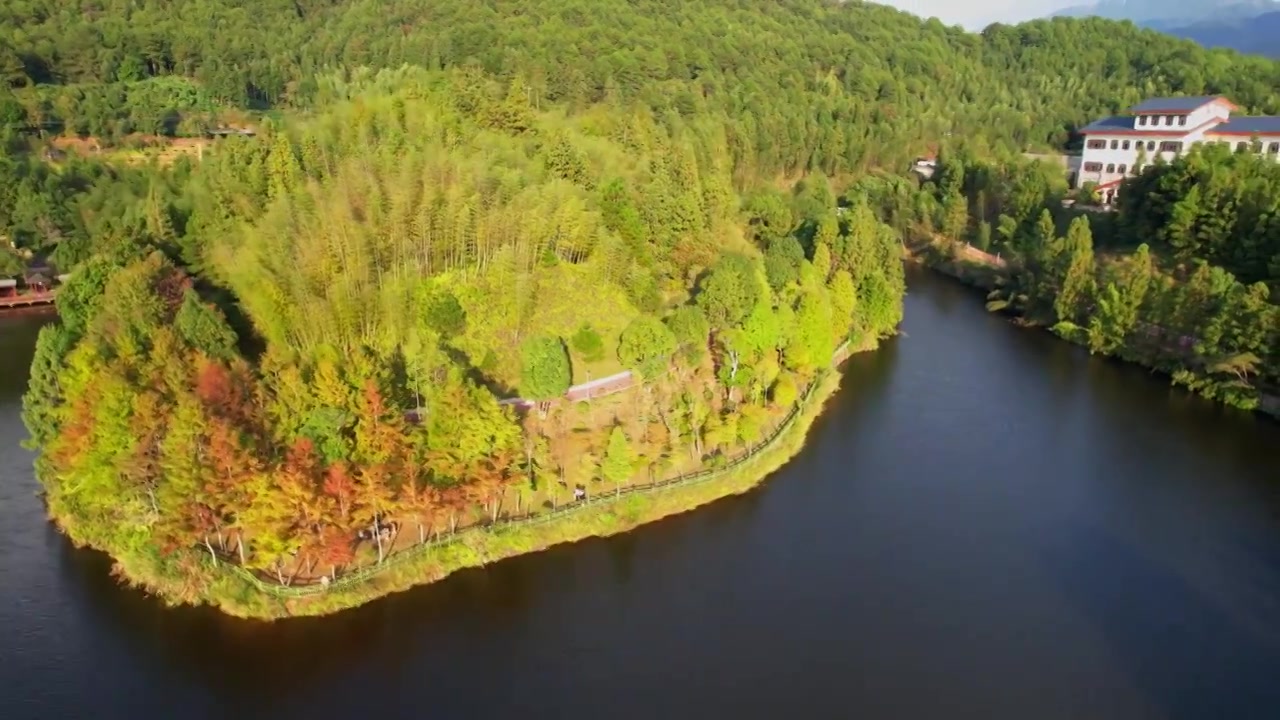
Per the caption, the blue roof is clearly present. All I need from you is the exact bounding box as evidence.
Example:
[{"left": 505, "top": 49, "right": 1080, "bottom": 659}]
[
  {"left": 1212, "top": 116, "right": 1280, "bottom": 136},
  {"left": 1079, "top": 116, "right": 1134, "bottom": 133},
  {"left": 1129, "top": 96, "right": 1224, "bottom": 114}
]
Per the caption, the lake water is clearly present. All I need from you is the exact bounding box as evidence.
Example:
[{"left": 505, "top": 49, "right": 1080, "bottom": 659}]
[{"left": 2, "top": 268, "right": 1279, "bottom": 720}]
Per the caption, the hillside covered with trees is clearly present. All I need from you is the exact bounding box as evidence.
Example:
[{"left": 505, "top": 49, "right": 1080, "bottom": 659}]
[
  {"left": 9, "top": 0, "right": 1280, "bottom": 613},
  {"left": 4, "top": 1, "right": 1280, "bottom": 154},
  {"left": 7, "top": 1, "right": 1280, "bottom": 284},
  {"left": 22, "top": 66, "right": 905, "bottom": 611}
]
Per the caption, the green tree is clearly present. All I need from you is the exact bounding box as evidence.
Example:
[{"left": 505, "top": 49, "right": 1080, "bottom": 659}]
[
  {"left": 996, "top": 214, "right": 1019, "bottom": 249},
  {"left": 974, "top": 220, "right": 993, "bottom": 251},
  {"left": 814, "top": 214, "right": 839, "bottom": 257},
  {"left": 0, "top": 44, "right": 26, "bottom": 88},
  {"left": 940, "top": 189, "right": 969, "bottom": 241},
  {"left": 601, "top": 426, "right": 633, "bottom": 486},
  {"left": 618, "top": 315, "right": 677, "bottom": 378},
  {"left": 784, "top": 287, "right": 834, "bottom": 372},
  {"left": 22, "top": 324, "right": 74, "bottom": 449},
  {"left": 1088, "top": 244, "right": 1154, "bottom": 355},
  {"left": 764, "top": 236, "right": 805, "bottom": 293},
  {"left": 666, "top": 305, "right": 710, "bottom": 364},
  {"left": 1054, "top": 217, "right": 1096, "bottom": 324},
  {"left": 1032, "top": 209, "right": 1057, "bottom": 250},
  {"left": 827, "top": 270, "right": 857, "bottom": 340},
  {"left": 0, "top": 247, "right": 21, "bottom": 277},
  {"left": 812, "top": 241, "right": 833, "bottom": 282},
  {"left": 792, "top": 173, "right": 834, "bottom": 223},
  {"left": 175, "top": 290, "right": 238, "bottom": 360},
  {"left": 697, "top": 253, "right": 761, "bottom": 330},
  {"left": 488, "top": 76, "right": 535, "bottom": 133},
  {"left": 745, "top": 189, "right": 794, "bottom": 244},
  {"left": 520, "top": 335, "right": 571, "bottom": 400},
  {"left": 422, "top": 290, "right": 466, "bottom": 338},
  {"left": 770, "top": 375, "right": 798, "bottom": 408},
  {"left": 571, "top": 324, "right": 605, "bottom": 363}
]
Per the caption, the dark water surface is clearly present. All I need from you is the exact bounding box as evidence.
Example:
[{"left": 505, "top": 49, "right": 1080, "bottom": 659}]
[{"left": 2, "top": 269, "right": 1279, "bottom": 720}]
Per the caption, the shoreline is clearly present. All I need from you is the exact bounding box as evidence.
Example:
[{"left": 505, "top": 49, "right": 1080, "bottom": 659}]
[
  {"left": 905, "top": 245, "right": 1280, "bottom": 421},
  {"left": 87, "top": 342, "right": 872, "bottom": 620}
]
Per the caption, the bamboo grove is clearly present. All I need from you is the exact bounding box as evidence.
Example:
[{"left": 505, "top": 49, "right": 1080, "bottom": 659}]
[{"left": 23, "top": 69, "right": 905, "bottom": 600}]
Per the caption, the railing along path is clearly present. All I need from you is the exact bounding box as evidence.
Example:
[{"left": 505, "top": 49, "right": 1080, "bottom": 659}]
[{"left": 226, "top": 343, "right": 850, "bottom": 598}]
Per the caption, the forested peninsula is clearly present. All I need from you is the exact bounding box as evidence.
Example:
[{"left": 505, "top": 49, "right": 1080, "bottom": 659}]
[{"left": 3, "top": 0, "right": 1278, "bottom": 616}]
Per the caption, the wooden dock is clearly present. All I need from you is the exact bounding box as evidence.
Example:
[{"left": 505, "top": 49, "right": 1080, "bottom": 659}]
[{"left": 0, "top": 291, "right": 56, "bottom": 311}]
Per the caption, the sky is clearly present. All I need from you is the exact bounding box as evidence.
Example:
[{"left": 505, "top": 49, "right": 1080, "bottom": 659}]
[{"left": 877, "top": 0, "right": 1079, "bottom": 29}]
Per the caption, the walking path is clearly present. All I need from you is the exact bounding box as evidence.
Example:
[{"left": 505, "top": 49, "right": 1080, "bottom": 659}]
[
  {"left": 498, "top": 370, "right": 636, "bottom": 408},
  {"left": 230, "top": 339, "right": 855, "bottom": 597}
]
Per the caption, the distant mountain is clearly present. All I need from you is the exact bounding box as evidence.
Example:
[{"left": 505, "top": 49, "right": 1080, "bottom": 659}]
[
  {"left": 1053, "top": 0, "right": 1279, "bottom": 28},
  {"left": 1163, "top": 11, "right": 1280, "bottom": 57}
]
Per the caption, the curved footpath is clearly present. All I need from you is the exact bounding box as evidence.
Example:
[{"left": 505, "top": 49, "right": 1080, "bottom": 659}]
[{"left": 197, "top": 339, "right": 874, "bottom": 619}]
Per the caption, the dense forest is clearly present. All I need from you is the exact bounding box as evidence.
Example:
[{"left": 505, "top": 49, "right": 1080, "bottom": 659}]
[
  {"left": 8, "top": 0, "right": 1280, "bottom": 610},
  {"left": 6, "top": 1, "right": 1280, "bottom": 290},
  {"left": 4, "top": 1, "right": 1280, "bottom": 157},
  {"left": 6, "top": 0, "right": 1280, "bottom": 270}
]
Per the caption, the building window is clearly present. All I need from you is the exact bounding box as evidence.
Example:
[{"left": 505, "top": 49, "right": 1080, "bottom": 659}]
[
  {"left": 1178, "top": 116, "right": 1187, "bottom": 126},
  {"left": 1118, "top": 164, "right": 1128, "bottom": 174},
  {"left": 1238, "top": 141, "right": 1249, "bottom": 152},
  {"left": 1138, "top": 116, "right": 1148, "bottom": 126},
  {"left": 1110, "top": 139, "right": 1119, "bottom": 150},
  {"left": 1269, "top": 142, "right": 1279, "bottom": 154},
  {"left": 1165, "top": 115, "right": 1176, "bottom": 126},
  {"left": 1083, "top": 162, "right": 1103, "bottom": 172},
  {"left": 1147, "top": 141, "right": 1157, "bottom": 151},
  {"left": 1105, "top": 163, "right": 1116, "bottom": 173},
  {"left": 1159, "top": 141, "right": 1183, "bottom": 153},
  {"left": 1122, "top": 140, "right": 1131, "bottom": 150},
  {"left": 1086, "top": 139, "right": 1107, "bottom": 150}
]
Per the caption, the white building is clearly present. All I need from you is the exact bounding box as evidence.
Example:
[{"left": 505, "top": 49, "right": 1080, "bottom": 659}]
[{"left": 1077, "top": 96, "right": 1280, "bottom": 203}]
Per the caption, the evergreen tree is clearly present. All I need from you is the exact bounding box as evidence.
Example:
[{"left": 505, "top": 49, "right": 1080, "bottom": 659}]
[
  {"left": 571, "top": 324, "right": 605, "bottom": 363},
  {"left": 601, "top": 426, "right": 633, "bottom": 486},
  {"left": 1054, "top": 217, "right": 1096, "bottom": 325},
  {"left": 666, "top": 306, "right": 710, "bottom": 365},
  {"left": 618, "top": 315, "right": 677, "bottom": 378},
  {"left": 698, "top": 254, "right": 762, "bottom": 330},
  {"left": 520, "top": 335, "right": 571, "bottom": 400},
  {"left": 827, "top": 270, "right": 857, "bottom": 340},
  {"left": 812, "top": 241, "right": 833, "bottom": 282},
  {"left": 785, "top": 287, "right": 834, "bottom": 373}
]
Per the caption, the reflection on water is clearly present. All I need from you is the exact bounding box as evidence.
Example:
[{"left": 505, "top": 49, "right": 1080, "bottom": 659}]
[{"left": 2, "top": 274, "right": 1279, "bottom": 720}]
